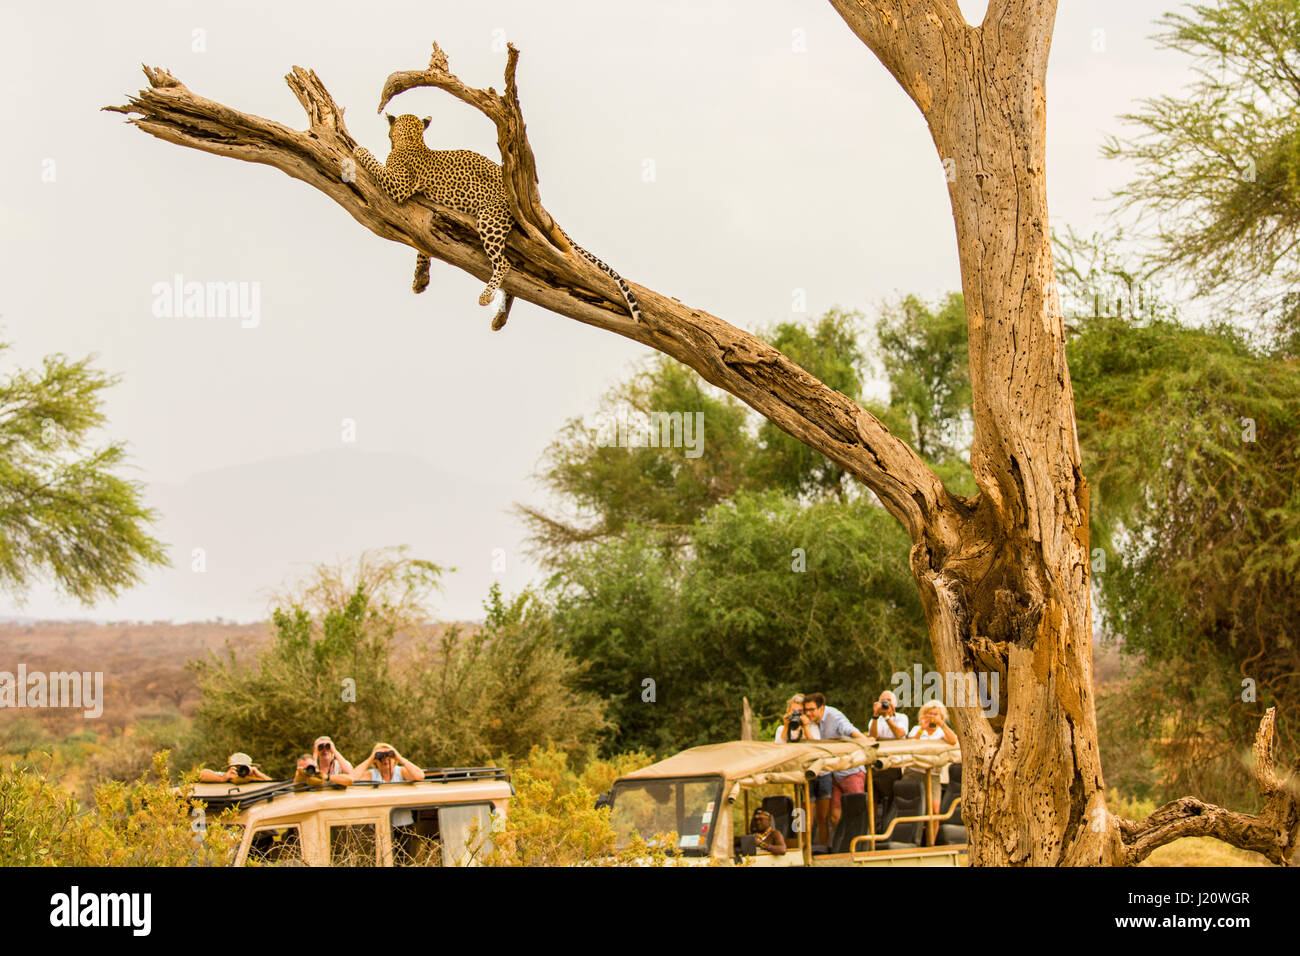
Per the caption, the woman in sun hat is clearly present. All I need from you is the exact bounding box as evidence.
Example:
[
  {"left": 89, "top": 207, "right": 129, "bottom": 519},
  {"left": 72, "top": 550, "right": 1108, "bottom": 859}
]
[{"left": 198, "top": 751, "right": 272, "bottom": 783}]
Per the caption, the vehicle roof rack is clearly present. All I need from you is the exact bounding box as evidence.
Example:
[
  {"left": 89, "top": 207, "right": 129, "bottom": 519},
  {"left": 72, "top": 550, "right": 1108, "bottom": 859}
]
[
  {"left": 348, "top": 766, "right": 509, "bottom": 786},
  {"left": 189, "top": 766, "right": 510, "bottom": 810}
]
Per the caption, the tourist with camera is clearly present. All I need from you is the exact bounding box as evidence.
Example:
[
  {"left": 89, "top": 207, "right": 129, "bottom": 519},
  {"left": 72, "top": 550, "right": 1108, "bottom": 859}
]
[
  {"left": 198, "top": 751, "right": 272, "bottom": 784},
  {"left": 869, "top": 690, "right": 910, "bottom": 738},
  {"left": 867, "top": 690, "right": 910, "bottom": 813},
  {"left": 907, "top": 700, "right": 957, "bottom": 745},
  {"left": 293, "top": 735, "right": 355, "bottom": 787},
  {"left": 774, "top": 694, "right": 821, "bottom": 743}
]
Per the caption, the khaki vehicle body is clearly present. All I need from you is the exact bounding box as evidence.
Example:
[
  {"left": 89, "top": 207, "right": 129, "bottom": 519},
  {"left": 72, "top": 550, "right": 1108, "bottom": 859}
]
[
  {"left": 192, "top": 767, "right": 511, "bottom": 866},
  {"left": 608, "top": 739, "right": 965, "bottom": 866}
]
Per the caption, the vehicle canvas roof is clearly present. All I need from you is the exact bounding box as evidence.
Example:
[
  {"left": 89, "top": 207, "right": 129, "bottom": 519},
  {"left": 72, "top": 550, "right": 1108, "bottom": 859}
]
[{"left": 615, "top": 738, "right": 960, "bottom": 788}]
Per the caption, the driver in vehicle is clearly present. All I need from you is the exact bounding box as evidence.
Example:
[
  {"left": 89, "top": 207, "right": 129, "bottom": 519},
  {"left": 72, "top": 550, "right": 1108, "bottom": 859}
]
[{"left": 750, "top": 809, "right": 787, "bottom": 855}]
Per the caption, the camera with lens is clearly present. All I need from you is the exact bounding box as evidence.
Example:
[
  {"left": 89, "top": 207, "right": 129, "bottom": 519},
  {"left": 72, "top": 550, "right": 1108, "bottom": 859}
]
[
  {"left": 234, "top": 764, "right": 251, "bottom": 778},
  {"left": 786, "top": 714, "right": 805, "bottom": 741},
  {"left": 302, "top": 762, "right": 317, "bottom": 775}
]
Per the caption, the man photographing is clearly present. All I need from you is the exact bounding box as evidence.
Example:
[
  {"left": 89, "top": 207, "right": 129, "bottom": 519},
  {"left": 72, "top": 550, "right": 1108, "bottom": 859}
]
[
  {"left": 868, "top": 689, "right": 909, "bottom": 810},
  {"left": 870, "top": 690, "right": 909, "bottom": 739}
]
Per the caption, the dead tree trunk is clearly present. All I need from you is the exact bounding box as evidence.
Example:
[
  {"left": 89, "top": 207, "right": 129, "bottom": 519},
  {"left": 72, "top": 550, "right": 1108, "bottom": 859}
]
[{"left": 106, "top": 0, "right": 1299, "bottom": 865}]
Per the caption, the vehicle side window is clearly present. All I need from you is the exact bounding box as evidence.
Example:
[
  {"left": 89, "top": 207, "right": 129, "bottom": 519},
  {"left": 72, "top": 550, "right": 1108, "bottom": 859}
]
[
  {"left": 329, "top": 823, "right": 378, "bottom": 867},
  {"left": 245, "top": 826, "right": 304, "bottom": 866},
  {"left": 387, "top": 804, "right": 495, "bottom": 866},
  {"left": 439, "top": 804, "right": 494, "bottom": 867},
  {"left": 391, "top": 807, "right": 441, "bottom": 867}
]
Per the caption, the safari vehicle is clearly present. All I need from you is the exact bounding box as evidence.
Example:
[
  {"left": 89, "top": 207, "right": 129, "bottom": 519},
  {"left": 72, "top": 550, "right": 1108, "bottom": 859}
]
[
  {"left": 191, "top": 767, "right": 511, "bottom": 866},
  {"left": 607, "top": 739, "right": 965, "bottom": 866}
]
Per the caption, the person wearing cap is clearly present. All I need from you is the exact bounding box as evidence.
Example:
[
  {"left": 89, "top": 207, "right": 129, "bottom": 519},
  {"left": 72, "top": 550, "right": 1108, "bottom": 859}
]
[{"left": 199, "top": 752, "right": 272, "bottom": 784}]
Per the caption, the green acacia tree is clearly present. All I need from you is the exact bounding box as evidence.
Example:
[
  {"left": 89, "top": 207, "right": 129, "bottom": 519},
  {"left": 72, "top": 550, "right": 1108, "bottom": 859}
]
[
  {"left": 1102, "top": 0, "right": 1300, "bottom": 324},
  {"left": 518, "top": 310, "right": 886, "bottom": 566},
  {"left": 552, "top": 491, "right": 928, "bottom": 755},
  {"left": 0, "top": 340, "right": 166, "bottom": 603},
  {"left": 876, "top": 293, "right": 973, "bottom": 486},
  {"left": 752, "top": 309, "right": 872, "bottom": 500},
  {"left": 188, "top": 551, "right": 608, "bottom": 774}
]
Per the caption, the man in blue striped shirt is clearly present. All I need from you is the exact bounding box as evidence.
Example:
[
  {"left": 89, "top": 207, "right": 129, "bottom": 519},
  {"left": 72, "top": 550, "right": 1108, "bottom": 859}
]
[{"left": 802, "top": 693, "right": 873, "bottom": 841}]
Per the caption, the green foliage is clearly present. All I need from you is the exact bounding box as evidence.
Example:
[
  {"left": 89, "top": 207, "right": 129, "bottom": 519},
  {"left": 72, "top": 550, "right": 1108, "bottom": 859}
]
[
  {"left": 519, "top": 311, "right": 875, "bottom": 566},
  {"left": 0, "top": 716, "right": 53, "bottom": 756},
  {"left": 422, "top": 584, "right": 611, "bottom": 764},
  {"left": 552, "top": 491, "right": 929, "bottom": 755},
  {"left": 518, "top": 357, "right": 759, "bottom": 564},
  {"left": 0, "top": 752, "right": 240, "bottom": 866},
  {"left": 1059, "top": 231, "right": 1300, "bottom": 804},
  {"left": 483, "top": 744, "right": 667, "bottom": 866},
  {"left": 0, "top": 757, "right": 80, "bottom": 865},
  {"left": 876, "top": 293, "right": 973, "bottom": 470},
  {"left": 0, "top": 340, "right": 167, "bottom": 603},
  {"left": 85, "top": 714, "right": 192, "bottom": 797},
  {"left": 1102, "top": 0, "right": 1300, "bottom": 323},
  {"left": 187, "top": 551, "right": 608, "bottom": 775},
  {"left": 752, "top": 309, "right": 869, "bottom": 498}
]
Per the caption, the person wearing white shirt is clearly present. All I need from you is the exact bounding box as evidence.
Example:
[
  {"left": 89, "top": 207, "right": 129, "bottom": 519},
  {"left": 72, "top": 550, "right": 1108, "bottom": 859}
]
[
  {"left": 906, "top": 701, "right": 959, "bottom": 841},
  {"left": 867, "top": 689, "right": 909, "bottom": 813},
  {"left": 868, "top": 690, "right": 909, "bottom": 739}
]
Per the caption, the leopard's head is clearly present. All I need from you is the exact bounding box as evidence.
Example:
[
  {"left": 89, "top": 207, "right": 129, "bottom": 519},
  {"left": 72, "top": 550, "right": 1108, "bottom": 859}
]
[{"left": 386, "top": 113, "right": 431, "bottom": 149}]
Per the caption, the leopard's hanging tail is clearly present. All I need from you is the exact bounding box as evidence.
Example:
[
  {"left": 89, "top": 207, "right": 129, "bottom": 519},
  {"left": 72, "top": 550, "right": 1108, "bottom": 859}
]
[
  {"left": 574, "top": 245, "right": 643, "bottom": 325},
  {"left": 560, "top": 229, "right": 642, "bottom": 324}
]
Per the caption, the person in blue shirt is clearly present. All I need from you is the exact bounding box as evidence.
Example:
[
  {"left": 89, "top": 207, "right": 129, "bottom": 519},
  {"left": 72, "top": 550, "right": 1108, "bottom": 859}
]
[{"left": 801, "top": 693, "right": 873, "bottom": 841}]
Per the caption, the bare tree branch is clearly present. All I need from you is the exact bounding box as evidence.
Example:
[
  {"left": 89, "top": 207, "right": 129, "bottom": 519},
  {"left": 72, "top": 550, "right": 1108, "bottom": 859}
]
[
  {"left": 105, "top": 54, "right": 957, "bottom": 544},
  {"left": 826, "top": 0, "right": 969, "bottom": 119},
  {"left": 1118, "top": 708, "right": 1300, "bottom": 866}
]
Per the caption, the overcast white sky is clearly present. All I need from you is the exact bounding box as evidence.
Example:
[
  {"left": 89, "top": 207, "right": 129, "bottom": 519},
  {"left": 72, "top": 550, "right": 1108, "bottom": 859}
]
[{"left": 0, "top": 0, "right": 1190, "bottom": 623}]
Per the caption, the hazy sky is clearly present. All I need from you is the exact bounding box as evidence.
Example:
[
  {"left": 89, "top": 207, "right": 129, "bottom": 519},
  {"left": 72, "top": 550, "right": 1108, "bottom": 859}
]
[{"left": 0, "top": 0, "right": 1190, "bottom": 622}]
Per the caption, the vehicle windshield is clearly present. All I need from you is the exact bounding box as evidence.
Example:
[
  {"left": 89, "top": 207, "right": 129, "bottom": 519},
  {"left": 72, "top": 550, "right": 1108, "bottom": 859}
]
[{"left": 609, "top": 777, "right": 723, "bottom": 856}]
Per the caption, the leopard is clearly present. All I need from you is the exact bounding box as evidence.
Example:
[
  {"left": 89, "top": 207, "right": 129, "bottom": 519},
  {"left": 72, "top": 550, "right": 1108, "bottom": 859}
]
[{"left": 354, "top": 114, "right": 643, "bottom": 329}]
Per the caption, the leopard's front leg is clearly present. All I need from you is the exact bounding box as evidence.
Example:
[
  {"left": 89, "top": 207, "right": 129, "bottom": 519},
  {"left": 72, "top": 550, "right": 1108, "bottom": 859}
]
[{"left": 353, "top": 147, "right": 416, "bottom": 203}]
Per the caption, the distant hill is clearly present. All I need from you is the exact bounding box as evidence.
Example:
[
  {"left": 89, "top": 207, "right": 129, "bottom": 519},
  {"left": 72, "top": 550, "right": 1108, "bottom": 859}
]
[{"left": 0, "top": 617, "right": 465, "bottom": 741}]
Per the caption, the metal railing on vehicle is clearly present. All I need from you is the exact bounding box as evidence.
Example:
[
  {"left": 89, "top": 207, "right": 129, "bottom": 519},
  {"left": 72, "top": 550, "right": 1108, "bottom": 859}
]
[{"left": 190, "top": 766, "right": 510, "bottom": 807}]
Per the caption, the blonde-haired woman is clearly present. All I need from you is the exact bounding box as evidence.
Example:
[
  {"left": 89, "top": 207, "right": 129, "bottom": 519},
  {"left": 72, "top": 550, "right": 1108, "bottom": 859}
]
[
  {"left": 908, "top": 701, "right": 957, "bottom": 745},
  {"left": 774, "top": 694, "right": 821, "bottom": 743},
  {"left": 906, "top": 700, "right": 958, "bottom": 841}
]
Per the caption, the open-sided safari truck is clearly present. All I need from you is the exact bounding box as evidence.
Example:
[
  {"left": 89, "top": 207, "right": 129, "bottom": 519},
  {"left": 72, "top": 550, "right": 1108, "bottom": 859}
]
[
  {"left": 190, "top": 767, "right": 512, "bottom": 866},
  {"left": 607, "top": 739, "right": 965, "bottom": 866}
]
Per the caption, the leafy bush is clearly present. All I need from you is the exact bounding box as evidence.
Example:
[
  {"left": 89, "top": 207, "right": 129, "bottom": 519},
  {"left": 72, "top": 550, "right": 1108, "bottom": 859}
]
[
  {"left": 482, "top": 744, "right": 667, "bottom": 867},
  {"left": 187, "top": 551, "right": 609, "bottom": 776},
  {"left": 0, "top": 752, "right": 240, "bottom": 866}
]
